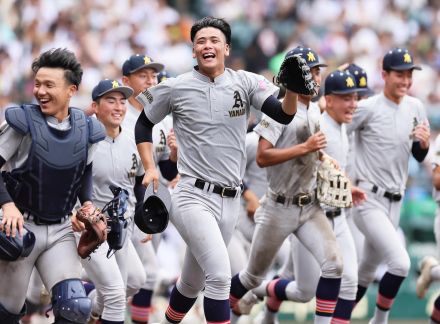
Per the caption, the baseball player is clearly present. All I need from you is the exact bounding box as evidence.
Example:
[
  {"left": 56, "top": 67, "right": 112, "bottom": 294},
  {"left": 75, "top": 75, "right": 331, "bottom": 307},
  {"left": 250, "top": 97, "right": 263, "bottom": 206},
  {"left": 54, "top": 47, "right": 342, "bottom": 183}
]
[
  {"left": 414, "top": 133, "right": 440, "bottom": 324},
  {"left": 121, "top": 54, "right": 177, "bottom": 324},
  {"left": 229, "top": 46, "right": 343, "bottom": 324},
  {"left": 135, "top": 16, "right": 313, "bottom": 324},
  {"left": 0, "top": 48, "right": 105, "bottom": 323},
  {"left": 71, "top": 79, "right": 147, "bottom": 324},
  {"left": 348, "top": 48, "right": 430, "bottom": 324}
]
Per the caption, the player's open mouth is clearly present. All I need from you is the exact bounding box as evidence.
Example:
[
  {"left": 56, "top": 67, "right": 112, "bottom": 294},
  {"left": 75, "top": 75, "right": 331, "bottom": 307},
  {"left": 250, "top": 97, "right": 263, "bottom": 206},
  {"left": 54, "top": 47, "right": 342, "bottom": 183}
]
[
  {"left": 39, "top": 99, "right": 50, "bottom": 106},
  {"left": 202, "top": 53, "right": 215, "bottom": 59}
]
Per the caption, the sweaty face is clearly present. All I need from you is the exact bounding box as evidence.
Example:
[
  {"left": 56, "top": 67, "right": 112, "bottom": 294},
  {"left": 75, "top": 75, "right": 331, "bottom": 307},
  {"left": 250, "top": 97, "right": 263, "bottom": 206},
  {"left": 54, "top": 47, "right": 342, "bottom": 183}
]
[
  {"left": 382, "top": 69, "right": 413, "bottom": 104},
  {"left": 94, "top": 91, "right": 127, "bottom": 129},
  {"left": 33, "top": 67, "right": 76, "bottom": 121},
  {"left": 123, "top": 68, "right": 158, "bottom": 96},
  {"left": 326, "top": 93, "right": 357, "bottom": 124},
  {"left": 192, "top": 27, "right": 230, "bottom": 79}
]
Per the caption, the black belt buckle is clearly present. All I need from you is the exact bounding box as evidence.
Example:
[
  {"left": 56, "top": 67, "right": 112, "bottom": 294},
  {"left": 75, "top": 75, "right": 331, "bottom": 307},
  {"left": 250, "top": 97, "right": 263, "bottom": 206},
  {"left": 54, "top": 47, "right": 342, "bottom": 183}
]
[
  {"left": 221, "top": 187, "right": 234, "bottom": 198},
  {"left": 295, "top": 194, "right": 311, "bottom": 207},
  {"left": 388, "top": 192, "right": 402, "bottom": 202}
]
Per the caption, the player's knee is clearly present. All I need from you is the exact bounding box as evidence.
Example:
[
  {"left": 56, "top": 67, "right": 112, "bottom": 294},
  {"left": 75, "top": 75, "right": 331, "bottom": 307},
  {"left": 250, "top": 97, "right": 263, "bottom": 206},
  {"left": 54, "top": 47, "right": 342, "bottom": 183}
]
[
  {"left": 239, "top": 271, "right": 264, "bottom": 291},
  {"left": 177, "top": 278, "right": 205, "bottom": 298},
  {"left": 388, "top": 252, "right": 411, "bottom": 277},
  {"left": 294, "top": 288, "right": 315, "bottom": 303},
  {"left": 321, "top": 250, "right": 343, "bottom": 278},
  {"left": 0, "top": 303, "right": 26, "bottom": 324},
  {"left": 339, "top": 273, "right": 358, "bottom": 301},
  {"left": 51, "top": 279, "right": 91, "bottom": 324},
  {"left": 204, "top": 271, "right": 232, "bottom": 299}
]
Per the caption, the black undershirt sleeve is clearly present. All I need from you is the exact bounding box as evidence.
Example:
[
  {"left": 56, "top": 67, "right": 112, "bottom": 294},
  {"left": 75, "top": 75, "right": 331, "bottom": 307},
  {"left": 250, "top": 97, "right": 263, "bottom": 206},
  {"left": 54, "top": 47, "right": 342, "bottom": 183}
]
[
  {"left": 158, "top": 160, "right": 178, "bottom": 181},
  {"left": 0, "top": 156, "right": 13, "bottom": 206},
  {"left": 261, "top": 95, "right": 295, "bottom": 125},
  {"left": 78, "top": 162, "right": 93, "bottom": 204},
  {"left": 134, "top": 175, "right": 146, "bottom": 206},
  {"left": 135, "top": 111, "right": 154, "bottom": 144},
  {"left": 411, "top": 141, "right": 429, "bottom": 162}
]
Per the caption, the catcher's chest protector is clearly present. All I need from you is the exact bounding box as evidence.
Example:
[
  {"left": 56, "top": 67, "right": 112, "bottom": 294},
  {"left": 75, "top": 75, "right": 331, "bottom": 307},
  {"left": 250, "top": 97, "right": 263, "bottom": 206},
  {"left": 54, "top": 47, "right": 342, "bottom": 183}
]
[{"left": 4, "top": 105, "right": 91, "bottom": 221}]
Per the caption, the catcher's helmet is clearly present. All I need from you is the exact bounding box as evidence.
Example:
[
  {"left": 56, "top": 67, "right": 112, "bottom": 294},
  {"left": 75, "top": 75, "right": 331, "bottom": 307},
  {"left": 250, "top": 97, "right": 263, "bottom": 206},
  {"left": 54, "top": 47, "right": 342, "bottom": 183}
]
[
  {"left": 135, "top": 183, "right": 171, "bottom": 234},
  {"left": 0, "top": 227, "right": 35, "bottom": 261}
]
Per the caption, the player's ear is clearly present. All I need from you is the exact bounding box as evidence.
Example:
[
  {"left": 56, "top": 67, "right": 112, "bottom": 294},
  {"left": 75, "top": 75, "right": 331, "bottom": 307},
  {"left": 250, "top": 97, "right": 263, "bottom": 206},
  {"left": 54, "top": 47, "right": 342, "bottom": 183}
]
[
  {"left": 192, "top": 45, "right": 196, "bottom": 59},
  {"left": 121, "top": 76, "right": 129, "bottom": 86},
  {"left": 225, "top": 43, "right": 230, "bottom": 57}
]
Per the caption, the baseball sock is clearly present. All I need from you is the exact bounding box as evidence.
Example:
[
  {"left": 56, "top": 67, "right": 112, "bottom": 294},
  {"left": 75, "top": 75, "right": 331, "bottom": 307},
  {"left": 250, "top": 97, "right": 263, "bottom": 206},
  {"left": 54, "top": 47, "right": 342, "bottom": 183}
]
[
  {"left": 355, "top": 285, "right": 368, "bottom": 304},
  {"left": 165, "top": 286, "right": 197, "bottom": 323},
  {"left": 131, "top": 288, "right": 153, "bottom": 324},
  {"left": 315, "top": 277, "right": 341, "bottom": 324},
  {"left": 265, "top": 278, "right": 290, "bottom": 312},
  {"left": 229, "top": 274, "right": 249, "bottom": 313},
  {"left": 204, "top": 296, "right": 230, "bottom": 324},
  {"left": 372, "top": 272, "right": 405, "bottom": 323},
  {"left": 331, "top": 298, "right": 355, "bottom": 324},
  {"left": 431, "top": 295, "right": 440, "bottom": 324},
  {"left": 100, "top": 320, "right": 123, "bottom": 324}
]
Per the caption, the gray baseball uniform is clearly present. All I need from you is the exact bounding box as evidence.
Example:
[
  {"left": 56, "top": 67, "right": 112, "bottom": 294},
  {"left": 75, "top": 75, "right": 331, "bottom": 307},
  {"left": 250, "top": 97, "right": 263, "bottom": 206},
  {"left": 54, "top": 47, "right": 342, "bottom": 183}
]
[
  {"left": 78, "top": 126, "right": 146, "bottom": 321},
  {"left": 346, "top": 92, "right": 426, "bottom": 286},
  {"left": 137, "top": 67, "right": 278, "bottom": 302},
  {"left": 238, "top": 102, "right": 342, "bottom": 299},
  {"left": 0, "top": 116, "right": 97, "bottom": 314},
  {"left": 432, "top": 135, "right": 440, "bottom": 256}
]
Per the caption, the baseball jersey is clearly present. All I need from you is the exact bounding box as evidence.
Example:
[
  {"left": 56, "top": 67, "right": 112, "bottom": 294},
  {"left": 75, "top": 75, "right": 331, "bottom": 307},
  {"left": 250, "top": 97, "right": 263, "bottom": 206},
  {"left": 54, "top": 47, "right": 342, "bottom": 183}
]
[
  {"left": 90, "top": 127, "right": 144, "bottom": 218},
  {"left": 0, "top": 115, "right": 96, "bottom": 172},
  {"left": 320, "top": 111, "right": 349, "bottom": 171},
  {"left": 346, "top": 92, "right": 427, "bottom": 191},
  {"left": 432, "top": 135, "right": 440, "bottom": 202},
  {"left": 138, "top": 68, "right": 279, "bottom": 187},
  {"left": 122, "top": 102, "right": 172, "bottom": 164},
  {"left": 253, "top": 101, "right": 321, "bottom": 195},
  {"left": 244, "top": 131, "right": 268, "bottom": 199}
]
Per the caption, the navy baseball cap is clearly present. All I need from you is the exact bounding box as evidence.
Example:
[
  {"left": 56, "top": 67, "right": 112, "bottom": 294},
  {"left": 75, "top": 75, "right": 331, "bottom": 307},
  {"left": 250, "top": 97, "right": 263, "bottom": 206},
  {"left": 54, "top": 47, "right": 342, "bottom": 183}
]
[
  {"left": 324, "top": 70, "right": 358, "bottom": 95},
  {"left": 122, "top": 54, "right": 165, "bottom": 76},
  {"left": 286, "top": 46, "right": 328, "bottom": 68},
  {"left": 345, "top": 63, "right": 374, "bottom": 97},
  {"left": 157, "top": 70, "right": 171, "bottom": 84},
  {"left": 92, "top": 79, "right": 133, "bottom": 101},
  {"left": 382, "top": 48, "right": 421, "bottom": 71}
]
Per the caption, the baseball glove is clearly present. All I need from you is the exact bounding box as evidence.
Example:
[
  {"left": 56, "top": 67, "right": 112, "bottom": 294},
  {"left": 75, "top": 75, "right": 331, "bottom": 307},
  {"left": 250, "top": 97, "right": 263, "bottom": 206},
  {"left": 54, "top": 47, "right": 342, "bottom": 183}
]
[
  {"left": 317, "top": 158, "right": 353, "bottom": 208},
  {"left": 76, "top": 205, "right": 107, "bottom": 259},
  {"left": 274, "top": 53, "right": 319, "bottom": 96}
]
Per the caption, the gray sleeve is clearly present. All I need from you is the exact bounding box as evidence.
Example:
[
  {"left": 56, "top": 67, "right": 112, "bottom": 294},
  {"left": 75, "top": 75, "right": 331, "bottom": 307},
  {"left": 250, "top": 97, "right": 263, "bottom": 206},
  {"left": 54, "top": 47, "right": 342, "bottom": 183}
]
[
  {"left": 0, "top": 123, "right": 23, "bottom": 161},
  {"left": 240, "top": 71, "right": 279, "bottom": 111},
  {"left": 346, "top": 98, "right": 373, "bottom": 135},
  {"left": 136, "top": 78, "right": 175, "bottom": 124},
  {"left": 253, "top": 115, "right": 284, "bottom": 146},
  {"left": 433, "top": 135, "right": 440, "bottom": 168}
]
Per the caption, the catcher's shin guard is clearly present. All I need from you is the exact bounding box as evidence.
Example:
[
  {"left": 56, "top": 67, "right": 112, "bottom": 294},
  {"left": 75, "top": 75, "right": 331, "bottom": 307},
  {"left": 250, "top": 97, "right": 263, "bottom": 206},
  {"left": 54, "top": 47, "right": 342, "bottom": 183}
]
[{"left": 51, "top": 279, "right": 91, "bottom": 323}]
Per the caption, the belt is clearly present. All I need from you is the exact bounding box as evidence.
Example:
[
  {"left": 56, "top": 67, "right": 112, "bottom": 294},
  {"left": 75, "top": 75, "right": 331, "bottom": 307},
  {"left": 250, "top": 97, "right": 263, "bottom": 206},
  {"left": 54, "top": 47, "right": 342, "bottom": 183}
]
[
  {"left": 194, "top": 179, "right": 241, "bottom": 198},
  {"left": 270, "top": 192, "right": 314, "bottom": 207},
  {"left": 326, "top": 208, "right": 341, "bottom": 218},
  {"left": 23, "top": 211, "right": 69, "bottom": 225},
  {"left": 357, "top": 181, "right": 402, "bottom": 202}
]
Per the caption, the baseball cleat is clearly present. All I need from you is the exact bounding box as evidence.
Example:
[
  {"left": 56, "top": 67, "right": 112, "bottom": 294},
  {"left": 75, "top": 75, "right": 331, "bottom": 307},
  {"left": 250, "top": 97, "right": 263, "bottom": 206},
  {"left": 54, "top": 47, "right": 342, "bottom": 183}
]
[{"left": 416, "top": 256, "right": 439, "bottom": 299}]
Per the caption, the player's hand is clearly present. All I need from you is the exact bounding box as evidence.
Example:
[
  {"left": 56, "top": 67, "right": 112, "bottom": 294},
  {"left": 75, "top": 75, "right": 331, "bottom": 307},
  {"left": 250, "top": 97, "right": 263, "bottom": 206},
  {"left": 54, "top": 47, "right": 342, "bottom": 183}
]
[
  {"left": 243, "top": 190, "right": 260, "bottom": 220},
  {"left": 321, "top": 153, "right": 340, "bottom": 169},
  {"left": 167, "top": 129, "right": 178, "bottom": 163},
  {"left": 412, "top": 120, "right": 430, "bottom": 149},
  {"left": 142, "top": 167, "right": 160, "bottom": 192},
  {"left": 71, "top": 210, "right": 85, "bottom": 232},
  {"left": 140, "top": 234, "right": 153, "bottom": 243},
  {"left": 0, "top": 202, "right": 24, "bottom": 237},
  {"left": 304, "top": 131, "right": 327, "bottom": 152},
  {"left": 351, "top": 186, "right": 367, "bottom": 206}
]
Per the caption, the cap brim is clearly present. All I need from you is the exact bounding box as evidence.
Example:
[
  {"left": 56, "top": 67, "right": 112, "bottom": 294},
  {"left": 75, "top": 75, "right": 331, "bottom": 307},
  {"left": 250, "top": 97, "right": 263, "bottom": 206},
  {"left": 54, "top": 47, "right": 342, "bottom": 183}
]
[
  {"left": 95, "top": 86, "right": 134, "bottom": 100},
  {"left": 386, "top": 64, "right": 422, "bottom": 71},
  {"left": 357, "top": 87, "right": 374, "bottom": 97},
  {"left": 325, "top": 88, "right": 359, "bottom": 95},
  {"left": 144, "top": 182, "right": 171, "bottom": 212},
  {"left": 309, "top": 63, "right": 328, "bottom": 68},
  {"left": 130, "top": 63, "right": 165, "bottom": 74}
]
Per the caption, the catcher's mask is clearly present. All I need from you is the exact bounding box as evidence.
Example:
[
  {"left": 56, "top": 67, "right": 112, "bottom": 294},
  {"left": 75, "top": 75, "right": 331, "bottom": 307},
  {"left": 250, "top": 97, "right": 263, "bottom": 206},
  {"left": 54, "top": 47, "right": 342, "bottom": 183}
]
[
  {"left": 0, "top": 226, "right": 35, "bottom": 261},
  {"left": 135, "top": 183, "right": 171, "bottom": 234}
]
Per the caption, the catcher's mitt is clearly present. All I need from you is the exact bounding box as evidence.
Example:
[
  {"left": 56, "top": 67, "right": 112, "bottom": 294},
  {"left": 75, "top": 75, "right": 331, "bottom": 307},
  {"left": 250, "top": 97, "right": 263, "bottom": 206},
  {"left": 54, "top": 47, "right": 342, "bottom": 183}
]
[
  {"left": 76, "top": 205, "right": 107, "bottom": 259},
  {"left": 317, "top": 158, "right": 353, "bottom": 208},
  {"left": 274, "top": 53, "right": 319, "bottom": 96}
]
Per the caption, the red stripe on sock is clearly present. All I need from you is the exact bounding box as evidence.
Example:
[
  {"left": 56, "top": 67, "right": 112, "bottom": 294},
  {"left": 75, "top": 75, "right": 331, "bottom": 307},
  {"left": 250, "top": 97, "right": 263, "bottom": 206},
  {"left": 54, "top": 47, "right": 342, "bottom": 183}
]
[
  {"left": 266, "top": 295, "right": 282, "bottom": 312},
  {"left": 316, "top": 298, "right": 337, "bottom": 314},
  {"left": 207, "top": 321, "right": 230, "bottom": 324},
  {"left": 331, "top": 317, "right": 350, "bottom": 324},
  {"left": 131, "top": 305, "right": 150, "bottom": 322},
  {"left": 165, "top": 306, "right": 186, "bottom": 321},
  {"left": 266, "top": 278, "right": 280, "bottom": 297},
  {"left": 376, "top": 294, "right": 394, "bottom": 310}
]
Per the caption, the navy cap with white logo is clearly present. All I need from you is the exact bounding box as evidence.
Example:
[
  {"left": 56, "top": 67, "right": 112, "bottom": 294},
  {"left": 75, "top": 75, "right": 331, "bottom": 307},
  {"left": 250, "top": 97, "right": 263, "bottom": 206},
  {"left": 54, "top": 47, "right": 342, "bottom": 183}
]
[
  {"left": 324, "top": 70, "right": 358, "bottom": 96},
  {"left": 382, "top": 48, "right": 421, "bottom": 71},
  {"left": 92, "top": 79, "right": 133, "bottom": 101},
  {"left": 122, "top": 54, "right": 165, "bottom": 76}
]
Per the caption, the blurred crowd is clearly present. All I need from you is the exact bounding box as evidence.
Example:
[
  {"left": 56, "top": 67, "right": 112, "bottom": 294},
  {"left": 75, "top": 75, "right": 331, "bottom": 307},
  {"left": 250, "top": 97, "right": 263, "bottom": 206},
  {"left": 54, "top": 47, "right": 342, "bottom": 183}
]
[{"left": 1, "top": 0, "right": 440, "bottom": 111}]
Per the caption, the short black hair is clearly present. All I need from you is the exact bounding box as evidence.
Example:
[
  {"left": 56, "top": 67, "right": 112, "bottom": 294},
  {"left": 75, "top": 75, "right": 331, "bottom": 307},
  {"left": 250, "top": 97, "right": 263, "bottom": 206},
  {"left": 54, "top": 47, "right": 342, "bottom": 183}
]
[
  {"left": 31, "top": 48, "right": 83, "bottom": 88},
  {"left": 190, "top": 16, "right": 231, "bottom": 45}
]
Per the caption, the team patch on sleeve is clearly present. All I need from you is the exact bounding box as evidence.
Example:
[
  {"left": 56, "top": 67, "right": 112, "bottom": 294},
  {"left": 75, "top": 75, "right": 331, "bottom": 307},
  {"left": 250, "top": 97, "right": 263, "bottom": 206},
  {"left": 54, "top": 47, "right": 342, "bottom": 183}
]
[
  {"left": 258, "top": 78, "right": 271, "bottom": 90},
  {"left": 260, "top": 119, "right": 270, "bottom": 128}
]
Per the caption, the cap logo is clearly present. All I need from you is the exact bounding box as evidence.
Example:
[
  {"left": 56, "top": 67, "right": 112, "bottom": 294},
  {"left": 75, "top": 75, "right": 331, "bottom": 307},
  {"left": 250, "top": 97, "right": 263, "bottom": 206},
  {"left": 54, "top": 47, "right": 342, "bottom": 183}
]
[
  {"left": 307, "top": 51, "right": 316, "bottom": 62},
  {"left": 346, "top": 77, "right": 355, "bottom": 88},
  {"left": 111, "top": 80, "right": 119, "bottom": 88},
  {"left": 359, "top": 76, "right": 367, "bottom": 87},
  {"left": 403, "top": 53, "right": 412, "bottom": 63},
  {"left": 144, "top": 56, "right": 151, "bottom": 64}
]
